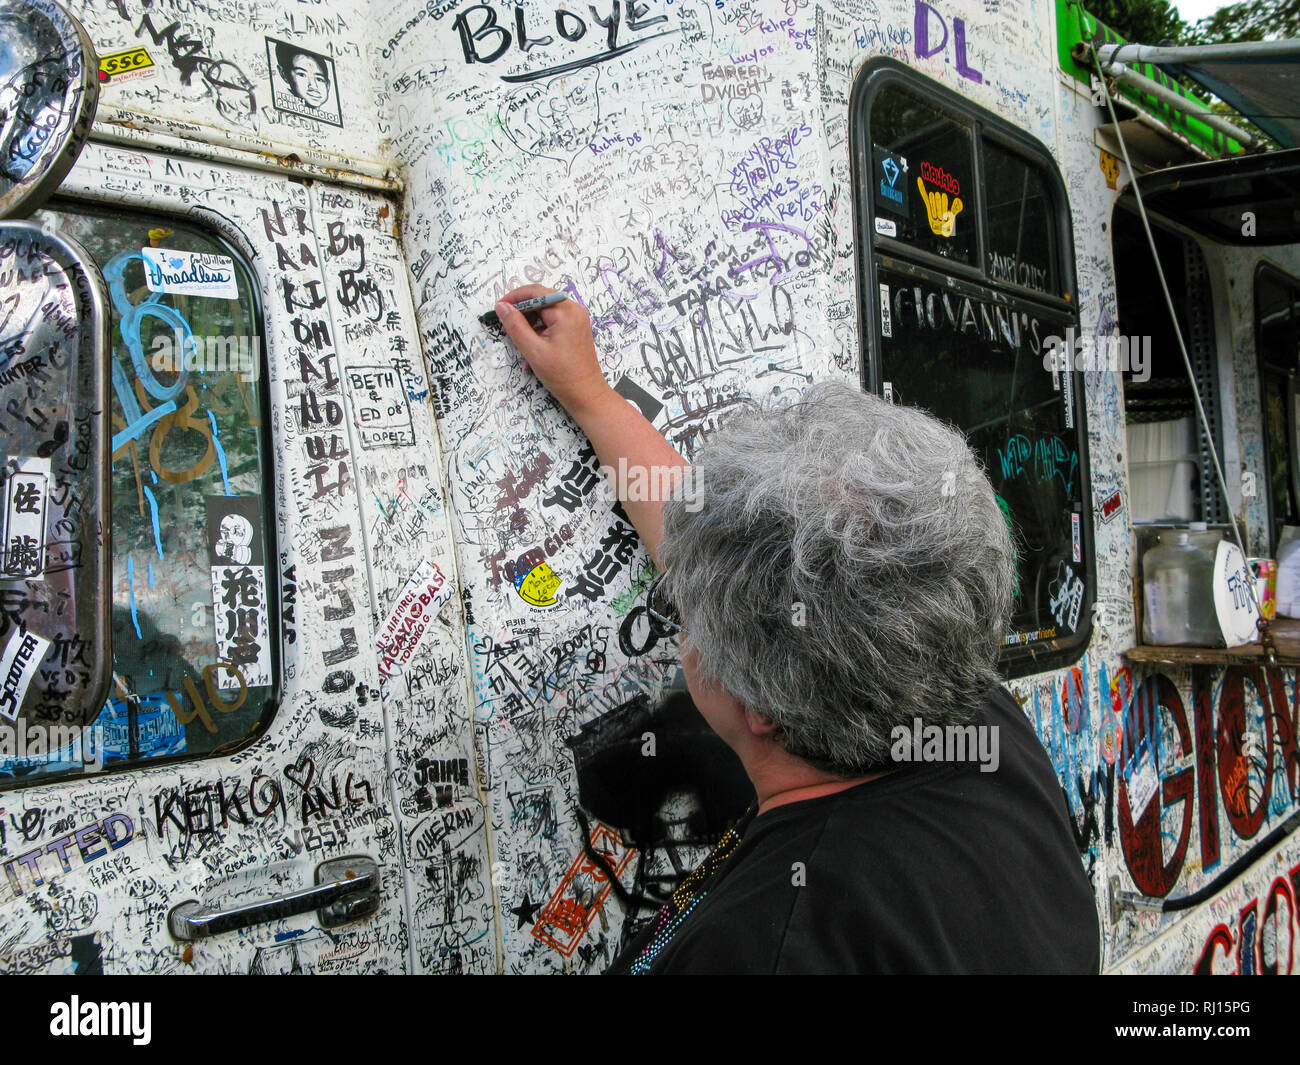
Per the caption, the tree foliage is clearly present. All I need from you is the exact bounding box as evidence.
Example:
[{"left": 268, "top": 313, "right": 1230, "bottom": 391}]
[
  {"left": 1184, "top": 0, "right": 1300, "bottom": 42},
  {"left": 1085, "top": 0, "right": 1300, "bottom": 43},
  {"left": 1086, "top": 0, "right": 1186, "bottom": 44},
  {"left": 1083, "top": 0, "right": 1297, "bottom": 146}
]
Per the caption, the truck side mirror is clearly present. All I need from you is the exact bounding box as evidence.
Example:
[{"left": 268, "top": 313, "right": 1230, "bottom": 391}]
[{"left": 0, "top": 0, "right": 111, "bottom": 757}]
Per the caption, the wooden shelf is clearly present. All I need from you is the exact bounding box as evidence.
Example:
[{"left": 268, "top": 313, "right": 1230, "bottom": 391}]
[{"left": 1124, "top": 617, "right": 1300, "bottom": 667}]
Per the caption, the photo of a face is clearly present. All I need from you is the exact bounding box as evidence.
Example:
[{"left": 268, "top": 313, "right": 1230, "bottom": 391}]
[
  {"left": 284, "top": 49, "right": 329, "bottom": 109},
  {"left": 266, "top": 38, "right": 342, "bottom": 127}
]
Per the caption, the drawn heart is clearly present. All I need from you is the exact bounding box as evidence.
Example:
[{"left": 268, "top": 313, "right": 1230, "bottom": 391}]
[
  {"left": 500, "top": 66, "right": 602, "bottom": 165},
  {"left": 284, "top": 754, "right": 315, "bottom": 791}
]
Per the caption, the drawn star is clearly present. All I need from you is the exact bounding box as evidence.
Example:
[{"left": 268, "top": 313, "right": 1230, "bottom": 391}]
[{"left": 511, "top": 895, "right": 542, "bottom": 929}]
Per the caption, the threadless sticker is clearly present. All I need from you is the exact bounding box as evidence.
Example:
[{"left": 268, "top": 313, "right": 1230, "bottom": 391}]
[{"left": 141, "top": 248, "right": 238, "bottom": 299}]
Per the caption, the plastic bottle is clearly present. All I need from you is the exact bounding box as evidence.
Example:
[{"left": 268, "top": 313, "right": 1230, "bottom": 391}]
[
  {"left": 1142, "top": 524, "right": 1223, "bottom": 646},
  {"left": 1276, "top": 526, "right": 1300, "bottom": 618}
]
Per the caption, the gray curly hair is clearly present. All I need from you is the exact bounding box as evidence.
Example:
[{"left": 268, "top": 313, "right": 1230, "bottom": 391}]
[{"left": 659, "top": 380, "right": 1015, "bottom": 777}]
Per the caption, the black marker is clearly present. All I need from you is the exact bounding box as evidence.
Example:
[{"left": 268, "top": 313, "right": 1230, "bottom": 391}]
[{"left": 480, "top": 291, "right": 570, "bottom": 329}]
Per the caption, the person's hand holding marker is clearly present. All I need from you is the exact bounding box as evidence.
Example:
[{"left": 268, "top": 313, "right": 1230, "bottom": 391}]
[
  {"left": 489, "top": 284, "right": 690, "bottom": 563},
  {"left": 491, "top": 286, "right": 613, "bottom": 421}
]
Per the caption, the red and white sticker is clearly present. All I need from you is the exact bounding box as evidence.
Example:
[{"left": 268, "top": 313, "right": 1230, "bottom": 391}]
[
  {"left": 1099, "top": 489, "right": 1123, "bottom": 524},
  {"left": 532, "top": 821, "right": 635, "bottom": 957},
  {"left": 377, "top": 560, "right": 451, "bottom": 682}
]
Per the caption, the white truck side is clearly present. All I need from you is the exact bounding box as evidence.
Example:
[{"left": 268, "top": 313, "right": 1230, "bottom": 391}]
[{"left": 0, "top": 0, "right": 1295, "bottom": 975}]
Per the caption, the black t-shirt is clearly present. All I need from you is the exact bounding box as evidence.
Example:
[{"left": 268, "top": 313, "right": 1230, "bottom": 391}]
[{"left": 608, "top": 686, "right": 1100, "bottom": 974}]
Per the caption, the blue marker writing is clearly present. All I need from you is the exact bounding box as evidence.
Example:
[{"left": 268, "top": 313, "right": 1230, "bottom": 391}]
[
  {"left": 127, "top": 557, "right": 143, "bottom": 639},
  {"left": 207, "top": 409, "right": 231, "bottom": 496},
  {"left": 143, "top": 485, "right": 164, "bottom": 560}
]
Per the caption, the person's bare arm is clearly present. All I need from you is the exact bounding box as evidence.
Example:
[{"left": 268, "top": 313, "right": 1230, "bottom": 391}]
[{"left": 495, "top": 285, "right": 688, "bottom": 564}]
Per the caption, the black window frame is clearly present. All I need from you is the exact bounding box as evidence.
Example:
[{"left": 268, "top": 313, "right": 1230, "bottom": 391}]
[
  {"left": 849, "top": 57, "right": 1094, "bottom": 678},
  {"left": 0, "top": 195, "right": 282, "bottom": 789}
]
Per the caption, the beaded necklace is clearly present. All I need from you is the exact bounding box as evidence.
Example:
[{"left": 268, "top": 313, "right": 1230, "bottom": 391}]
[{"left": 627, "top": 803, "right": 757, "bottom": 975}]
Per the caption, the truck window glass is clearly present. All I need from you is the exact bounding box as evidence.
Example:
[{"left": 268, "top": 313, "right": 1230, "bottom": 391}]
[
  {"left": 1116, "top": 210, "right": 1225, "bottom": 527},
  {"left": 0, "top": 224, "right": 110, "bottom": 768},
  {"left": 0, "top": 203, "right": 277, "bottom": 784},
  {"left": 853, "top": 62, "right": 1093, "bottom": 677},
  {"left": 983, "top": 140, "right": 1058, "bottom": 297},
  {"left": 1256, "top": 265, "right": 1300, "bottom": 556},
  {"left": 869, "top": 85, "right": 975, "bottom": 266}
]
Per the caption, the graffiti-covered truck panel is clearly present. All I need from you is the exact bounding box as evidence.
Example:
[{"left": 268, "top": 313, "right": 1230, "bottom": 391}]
[{"left": 0, "top": 0, "right": 1295, "bottom": 974}]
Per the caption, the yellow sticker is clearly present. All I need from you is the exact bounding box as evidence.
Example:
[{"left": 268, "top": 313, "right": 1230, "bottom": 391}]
[
  {"left": 99, "top": 47, "right": 155, "bottom": 83},
  {"left": 1099, "top": 149, "right": 1120, "bottom": 190},
  {"left": 518, "top": 561, "right": 562, "bottom": 608},
  {"left": 917, "top": 176, "right": 963, "bottom": 238}
]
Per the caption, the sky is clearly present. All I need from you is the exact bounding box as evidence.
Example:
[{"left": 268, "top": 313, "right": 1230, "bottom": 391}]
[{"left": 1170, "top": 0, "right": 1228, "bottom": 24}]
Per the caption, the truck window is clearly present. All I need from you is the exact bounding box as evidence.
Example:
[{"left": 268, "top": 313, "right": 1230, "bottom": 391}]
[
  {"left": 1115, "top": 210, "right": 1225, "bottom": 528},
  {"left": 0, "top": 203, "right": 277, "bottom": 784},
  {"left": 852, "top": 61, "right": 1093, "bottom": 677},
  {"left": 1256, "top": 264, "right": 1300, "bottom": 555},
  {"left": 0, "top": 224, "right": 111, "bottom": 771}
]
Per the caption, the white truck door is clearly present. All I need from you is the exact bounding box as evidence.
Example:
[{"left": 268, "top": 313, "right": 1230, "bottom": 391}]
[{"left": 0, "top": 139, "right": 490, "bottom": 975}]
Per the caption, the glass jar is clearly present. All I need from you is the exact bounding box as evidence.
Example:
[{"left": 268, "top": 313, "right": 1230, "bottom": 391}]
[{"left": 1142, "top": 524, "right": 1223, "bottom": 646}]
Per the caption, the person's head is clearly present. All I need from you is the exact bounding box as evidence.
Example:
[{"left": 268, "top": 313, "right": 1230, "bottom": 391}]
[
  {"left": 276, "top": 43, "right": 329, "bottom": 109},
  {"left": 660, "top": 381, "right": 1015, "bottom": 777}
]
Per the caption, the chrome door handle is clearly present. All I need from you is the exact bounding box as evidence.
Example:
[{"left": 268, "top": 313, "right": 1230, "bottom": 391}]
[{"left": 168, "top": 856, "right": 380, "bottom": 941}]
